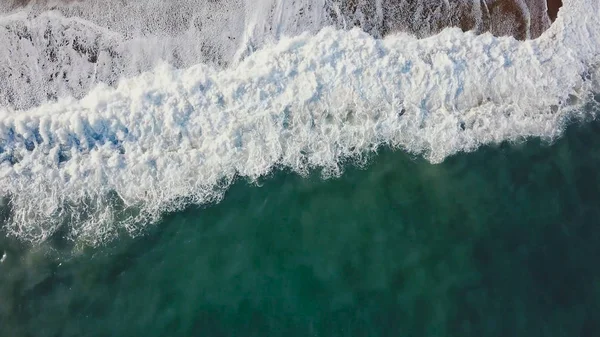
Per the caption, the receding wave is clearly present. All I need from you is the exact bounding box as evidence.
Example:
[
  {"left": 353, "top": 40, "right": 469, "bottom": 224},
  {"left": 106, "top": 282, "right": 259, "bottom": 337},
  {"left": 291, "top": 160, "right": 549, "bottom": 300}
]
[{"left": 0, "top": 0, "right": 598, "bottom": 245}]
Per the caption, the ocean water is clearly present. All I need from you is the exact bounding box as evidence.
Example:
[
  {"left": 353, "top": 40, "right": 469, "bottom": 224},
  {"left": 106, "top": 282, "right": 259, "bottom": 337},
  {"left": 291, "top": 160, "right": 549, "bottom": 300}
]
[
  {"left": 1, "top": 0, "right": 600, "bottom": 336},
  {"left": 2, "top": 111, "right": 600, "bottom": 337}
]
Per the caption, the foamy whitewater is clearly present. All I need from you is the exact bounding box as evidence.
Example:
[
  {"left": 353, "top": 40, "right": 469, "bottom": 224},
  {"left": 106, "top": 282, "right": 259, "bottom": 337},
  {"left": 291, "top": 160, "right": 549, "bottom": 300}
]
[{"left": 0, "top": 0, "right": 599, "bottom": 244}]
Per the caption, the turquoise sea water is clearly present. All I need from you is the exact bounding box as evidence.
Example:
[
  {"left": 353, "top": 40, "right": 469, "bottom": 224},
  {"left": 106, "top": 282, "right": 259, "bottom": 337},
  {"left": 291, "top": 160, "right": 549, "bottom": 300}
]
[{"left": 2, "top": 110, "right": 600, "bottom": 337}]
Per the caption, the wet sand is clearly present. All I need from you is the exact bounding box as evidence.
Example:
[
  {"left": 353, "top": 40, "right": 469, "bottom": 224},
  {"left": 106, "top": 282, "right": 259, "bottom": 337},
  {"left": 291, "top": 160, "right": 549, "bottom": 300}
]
[
  {"left": 547, "top": 0, "right": 563, "bottom": 21},
  {"left": 376, "top": 0, "right": 563, "bottom": 40}
]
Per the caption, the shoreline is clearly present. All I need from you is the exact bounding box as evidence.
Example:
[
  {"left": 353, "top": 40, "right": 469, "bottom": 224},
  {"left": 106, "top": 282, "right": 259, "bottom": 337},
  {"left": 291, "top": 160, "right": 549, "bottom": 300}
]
[{"left": 1, "top": 0, "right": 565, "bottom": 41}]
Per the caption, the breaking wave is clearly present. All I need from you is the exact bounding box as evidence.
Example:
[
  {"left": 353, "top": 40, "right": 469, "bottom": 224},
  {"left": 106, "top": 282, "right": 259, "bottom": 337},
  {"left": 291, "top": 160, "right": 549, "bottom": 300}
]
[{"left": 0, "top": 0, "right": 598, "bottom": 245}]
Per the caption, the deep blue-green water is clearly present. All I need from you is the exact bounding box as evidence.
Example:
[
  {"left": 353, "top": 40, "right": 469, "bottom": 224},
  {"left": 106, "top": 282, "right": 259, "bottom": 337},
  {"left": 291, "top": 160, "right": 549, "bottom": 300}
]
[{"left": 2, "top": 116, "right": 600, "bottom": 337}]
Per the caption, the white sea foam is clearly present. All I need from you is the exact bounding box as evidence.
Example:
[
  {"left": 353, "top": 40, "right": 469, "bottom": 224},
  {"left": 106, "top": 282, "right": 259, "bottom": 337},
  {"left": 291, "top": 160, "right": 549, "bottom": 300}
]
[
  {"left": 0, "top": 0, "right": 559, "bottom": 110},
  {"left": 0, "top": 0, "right": 599, "bottom": 244}
]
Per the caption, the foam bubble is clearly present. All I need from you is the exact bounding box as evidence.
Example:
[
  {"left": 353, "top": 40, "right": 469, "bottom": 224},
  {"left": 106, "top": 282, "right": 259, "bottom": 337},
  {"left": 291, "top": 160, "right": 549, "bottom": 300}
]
[
  {"left": 0, "top": 1, "right": 246, "bottom": 110},
  {"left": 0, "top": 0, "right": 598, "bottom": 245},
  {"left": 0, "top": 0, "right": 560, "bottom": 110}
]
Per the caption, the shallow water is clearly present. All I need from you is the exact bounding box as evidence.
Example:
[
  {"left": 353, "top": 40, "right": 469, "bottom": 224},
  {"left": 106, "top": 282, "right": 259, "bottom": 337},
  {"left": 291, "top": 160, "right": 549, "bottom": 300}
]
[{"left": 2, "top": 113, "right": 600, "bottom": 337}]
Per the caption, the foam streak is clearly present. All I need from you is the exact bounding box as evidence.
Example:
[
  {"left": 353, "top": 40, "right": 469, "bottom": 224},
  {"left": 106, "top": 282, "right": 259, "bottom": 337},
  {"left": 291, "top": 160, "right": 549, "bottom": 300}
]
[{"left": 0, "top": 0, "right": 598, "bottom": 244}]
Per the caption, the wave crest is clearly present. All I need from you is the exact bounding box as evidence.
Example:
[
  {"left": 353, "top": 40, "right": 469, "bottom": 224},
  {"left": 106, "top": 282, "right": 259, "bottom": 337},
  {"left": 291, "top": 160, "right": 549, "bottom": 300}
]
[{"left": 0, "top": 0, "right": 599, "bottom": 244}]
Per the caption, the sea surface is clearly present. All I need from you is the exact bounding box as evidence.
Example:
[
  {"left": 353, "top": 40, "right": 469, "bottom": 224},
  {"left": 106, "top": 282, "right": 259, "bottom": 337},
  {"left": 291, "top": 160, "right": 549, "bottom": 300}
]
[
  {"left": 2, "top": 108, "right": 600, "bottom": 337},
  {"left": 1, "top": 1, "right": 599, "bottom": 336}
]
